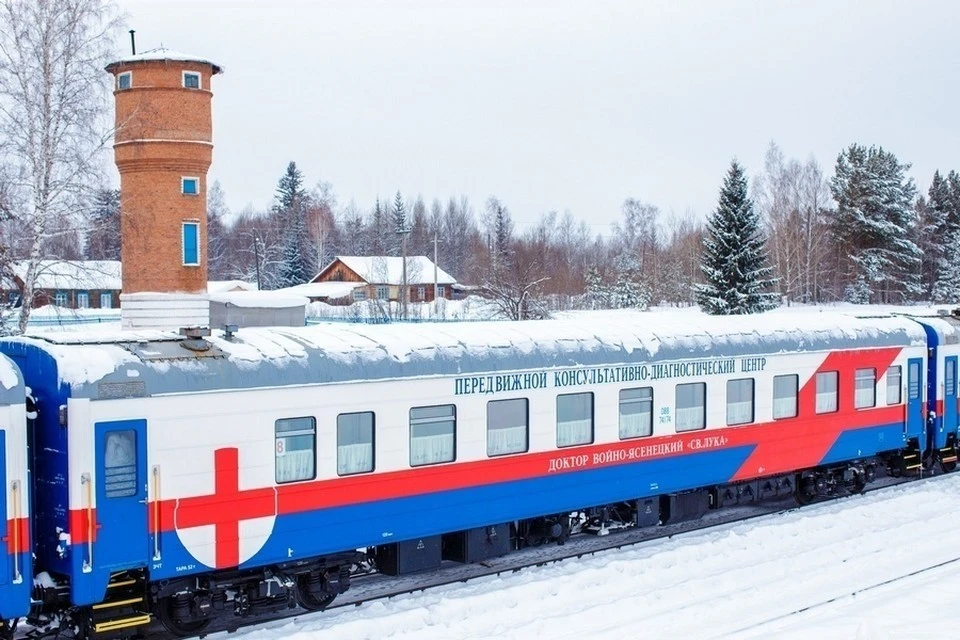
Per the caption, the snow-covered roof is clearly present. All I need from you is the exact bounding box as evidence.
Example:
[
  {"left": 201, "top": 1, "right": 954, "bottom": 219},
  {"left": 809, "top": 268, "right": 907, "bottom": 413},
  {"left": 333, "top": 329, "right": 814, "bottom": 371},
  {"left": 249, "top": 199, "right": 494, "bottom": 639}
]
[
  {"left": 208, "top": 280, "right": 257, "bottom": 293},
  {"left": 0, "top": 353, "right": 23, "bottom": 404},
  {"left": 9, "top": 261, "right": 121, "bottom": 291},
  {"left": 106, "top": 47, "right": 223, "bottom": 74},
  {"left": 208, "top": 291, "right": 309, "bottom": 309},
  {"left": 281, "top": 282, "right": 361, "bottom": 299},
  {"left": 317, "top": 256, "right": 457, "bottom": 286},
  {"left": 7, "top": 310, "right": 930, "bottom": 398}
]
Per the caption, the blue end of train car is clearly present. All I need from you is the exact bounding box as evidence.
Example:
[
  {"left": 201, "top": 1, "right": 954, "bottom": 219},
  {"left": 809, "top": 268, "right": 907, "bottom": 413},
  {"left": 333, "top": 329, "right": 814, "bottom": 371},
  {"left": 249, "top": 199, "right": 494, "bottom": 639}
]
[{"left": 0, "top": 353, "right": 33, "bottom": 622}]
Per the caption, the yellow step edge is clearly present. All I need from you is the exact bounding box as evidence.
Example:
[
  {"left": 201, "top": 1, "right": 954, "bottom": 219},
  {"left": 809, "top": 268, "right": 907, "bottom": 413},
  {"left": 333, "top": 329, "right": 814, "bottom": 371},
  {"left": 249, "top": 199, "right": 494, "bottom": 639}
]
[
  {"left": 92, "top": 614, "right": 152, "bottom": 633},
  {"left": 91, "top": 596, "right": 144, "bottom": 610},
  {"left": 106, "top": 579, "right": 137, "bottom": 589}
]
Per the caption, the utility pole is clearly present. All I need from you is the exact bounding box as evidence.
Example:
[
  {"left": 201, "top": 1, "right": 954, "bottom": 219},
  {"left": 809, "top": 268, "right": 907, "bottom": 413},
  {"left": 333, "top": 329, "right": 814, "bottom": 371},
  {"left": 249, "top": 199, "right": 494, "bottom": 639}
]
[
  {"left": 317, "top": 209, "right": 324, "bottom": 275},
  {"left": 433, "top": 230, "right": 439, "bottom": 312},
  {"left": 253, "top": 232, "right": 262, "bottom": 290},
  {"left": 397, "top": 226, "right": 411, "bottom": 320}
]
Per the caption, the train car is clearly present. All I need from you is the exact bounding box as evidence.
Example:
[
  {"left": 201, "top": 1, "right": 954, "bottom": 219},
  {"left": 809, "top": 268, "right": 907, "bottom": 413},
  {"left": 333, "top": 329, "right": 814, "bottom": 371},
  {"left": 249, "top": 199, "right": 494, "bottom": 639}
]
[
  {"left": 0, "top": 312, "right": 934, "bottom": 636},
  {"left": 906, "top": 314, "right": 960, "bottom": 470},
  {"left": 0, "top": 353, "right": 31, "bottom": 637}
]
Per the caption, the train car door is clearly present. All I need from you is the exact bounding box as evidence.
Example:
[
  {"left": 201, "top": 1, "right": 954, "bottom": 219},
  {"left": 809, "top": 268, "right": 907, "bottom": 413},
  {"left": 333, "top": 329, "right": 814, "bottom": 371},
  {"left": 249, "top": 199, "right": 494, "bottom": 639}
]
[
  {"left": 94, "top": 419, "right": 147, "bottom": 570},
  {"left": 0, "top": 431, "right": 8, "bottom": 584},
  {"left": 907, "top": 358, "right": 924, "bottom": 441},
  {"left": 945, "top": 356, "right": 958, "bottom": 441}
]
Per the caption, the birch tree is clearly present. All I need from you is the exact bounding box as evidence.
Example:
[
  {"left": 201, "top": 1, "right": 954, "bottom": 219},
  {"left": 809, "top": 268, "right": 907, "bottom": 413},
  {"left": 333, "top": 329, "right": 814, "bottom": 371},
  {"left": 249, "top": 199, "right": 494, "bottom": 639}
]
[{"left": 0, "top": 0, "right": 118, "bottom": 332}]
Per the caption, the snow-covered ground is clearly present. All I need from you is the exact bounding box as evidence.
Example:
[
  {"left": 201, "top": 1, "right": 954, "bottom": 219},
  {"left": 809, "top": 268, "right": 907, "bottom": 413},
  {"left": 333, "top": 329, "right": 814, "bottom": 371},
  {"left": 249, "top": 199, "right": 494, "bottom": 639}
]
[{"left": 216, "top": 475, "right": 960, "bottom": 640}]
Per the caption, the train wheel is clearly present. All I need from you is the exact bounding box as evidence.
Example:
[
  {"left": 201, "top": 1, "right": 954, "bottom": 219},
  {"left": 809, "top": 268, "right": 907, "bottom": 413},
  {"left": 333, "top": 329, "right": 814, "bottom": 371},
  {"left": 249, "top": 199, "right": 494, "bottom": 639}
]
[
  {"left": 849, "top": 472, "right": 866, "bottom": 495},
  {"left": 941, "top": 458, "right": 957, "bottom": 473},
  {"left": 157, "top": 596, "right": 211, "bottom": 637},
  {"left": 794, "top": 477, "right": 817, "bottom": 506},
  {"left": 295, "top": 582, "right": 337, "bottom": 612}
]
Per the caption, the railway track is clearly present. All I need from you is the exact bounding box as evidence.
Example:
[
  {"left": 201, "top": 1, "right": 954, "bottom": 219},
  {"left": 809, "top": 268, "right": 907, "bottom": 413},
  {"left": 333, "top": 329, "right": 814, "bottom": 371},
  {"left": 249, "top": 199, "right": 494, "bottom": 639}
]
[{"left": 721, "top": 553, "right": 960, "bottom": 638}]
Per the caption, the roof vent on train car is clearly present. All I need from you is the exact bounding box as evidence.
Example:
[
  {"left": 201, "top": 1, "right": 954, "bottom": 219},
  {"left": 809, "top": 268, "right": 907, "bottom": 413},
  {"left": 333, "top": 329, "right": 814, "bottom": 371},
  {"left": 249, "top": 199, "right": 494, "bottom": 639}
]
[
  {"left": 223, "top": 324, "right": 238, "bottom": 341},
  {"left": 179, "top": 326, "right": 212, "bottom": 352}
]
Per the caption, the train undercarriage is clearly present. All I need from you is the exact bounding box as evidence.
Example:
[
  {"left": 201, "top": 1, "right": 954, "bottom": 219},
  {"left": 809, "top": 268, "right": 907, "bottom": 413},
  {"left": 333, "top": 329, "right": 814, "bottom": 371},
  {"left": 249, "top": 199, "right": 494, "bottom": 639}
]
[{"left": 18, "top": 446, "right": 955, "bottom": 640}]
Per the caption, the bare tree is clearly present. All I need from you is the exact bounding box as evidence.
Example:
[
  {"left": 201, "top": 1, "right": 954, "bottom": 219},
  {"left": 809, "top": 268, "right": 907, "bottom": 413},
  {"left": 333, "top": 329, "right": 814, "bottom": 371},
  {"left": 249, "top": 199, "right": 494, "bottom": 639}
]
[
  {"left": 753, "top": 143, "right": 833, "bottom": 304},
  {"left": 0, "top": 0, "right": 118, "bottom": 332}
]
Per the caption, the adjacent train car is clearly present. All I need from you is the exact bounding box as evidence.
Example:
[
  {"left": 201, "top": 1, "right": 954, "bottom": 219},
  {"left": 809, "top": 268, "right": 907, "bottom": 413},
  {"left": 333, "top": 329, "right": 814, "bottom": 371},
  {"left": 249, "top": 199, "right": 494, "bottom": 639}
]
[
  {"left": 0, "top": 311, "right": 942, "bottom": 635},
  {"left": 0, "top": 354, "right": 31, "bottom": 635},
  {"left": 908, "top": 315, "right": 960, "bottom": 469}
]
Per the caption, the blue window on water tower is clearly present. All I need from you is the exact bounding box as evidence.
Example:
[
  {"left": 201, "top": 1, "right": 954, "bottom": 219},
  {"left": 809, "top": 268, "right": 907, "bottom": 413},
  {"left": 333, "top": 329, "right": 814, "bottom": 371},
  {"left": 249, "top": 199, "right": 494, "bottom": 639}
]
[
  {"left": 182, "top": 222, "right": 200, "bottom": 266},
  {"left": 182, "top": 177, "right": 199, "bottom": 195}
]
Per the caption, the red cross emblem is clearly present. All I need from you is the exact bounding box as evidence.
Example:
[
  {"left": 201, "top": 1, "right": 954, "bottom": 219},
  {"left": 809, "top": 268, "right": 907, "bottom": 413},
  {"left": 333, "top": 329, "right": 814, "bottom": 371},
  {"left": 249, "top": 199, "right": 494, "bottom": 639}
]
[{"left": 174, "top": 448, "right": 277, "bottom": 569}]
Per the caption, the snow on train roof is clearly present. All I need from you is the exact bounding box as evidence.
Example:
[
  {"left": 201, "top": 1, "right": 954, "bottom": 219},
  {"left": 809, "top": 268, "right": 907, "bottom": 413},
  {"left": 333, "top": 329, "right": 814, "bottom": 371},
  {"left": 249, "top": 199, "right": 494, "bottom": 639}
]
[
  {"left": 8, "top": 310, "right": 929, "bottom": 399},
  {"left": 0, "top": 353, "right": 24, "bottom": 405}
]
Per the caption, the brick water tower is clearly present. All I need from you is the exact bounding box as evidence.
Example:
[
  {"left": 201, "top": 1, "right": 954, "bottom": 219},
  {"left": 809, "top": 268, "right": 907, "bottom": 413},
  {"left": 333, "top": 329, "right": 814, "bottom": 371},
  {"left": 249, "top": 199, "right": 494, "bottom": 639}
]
[{"left": 105, "top": 45, "right": 222, "bottom": 329}]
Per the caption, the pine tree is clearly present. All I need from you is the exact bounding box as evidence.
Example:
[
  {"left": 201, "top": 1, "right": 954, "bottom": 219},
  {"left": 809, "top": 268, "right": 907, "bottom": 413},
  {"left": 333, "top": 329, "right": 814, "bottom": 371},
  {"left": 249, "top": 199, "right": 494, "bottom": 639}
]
[
  {"left": 933, "top": 228, "right": 960, "bottom": 303},
  {"left": 584, "top": 265, "right": 606, "bottom": 309},
  {"left": 695, "top": 160, "right": 779, "bottom": 315},
  {"left": 369, "top": 196, "right": 387, "bottom": 255},
  {"left": 829, "top": 144, "right": 920, "bottom": 303},
  {"left": 272, "top": 162, "right": 312, "bottom": 287},
  {"left": 277, "top": 209, "right": 311, "bottom": 288},
  {"left": 392, "top": 191, "right": 407, "bottom": 256},
  {"left": 85, "top": 188, "right": 120, "bottom": 260}
]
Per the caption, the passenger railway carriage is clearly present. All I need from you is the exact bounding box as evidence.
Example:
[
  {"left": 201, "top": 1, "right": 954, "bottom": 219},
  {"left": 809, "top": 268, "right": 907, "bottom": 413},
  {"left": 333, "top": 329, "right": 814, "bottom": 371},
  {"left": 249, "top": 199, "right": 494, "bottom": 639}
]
[
  {"left": 3, "top": 311, "right": 960, "bottom": 637},
  {"left": 0, "top": 354, "right": 31, "bottom": 629}
]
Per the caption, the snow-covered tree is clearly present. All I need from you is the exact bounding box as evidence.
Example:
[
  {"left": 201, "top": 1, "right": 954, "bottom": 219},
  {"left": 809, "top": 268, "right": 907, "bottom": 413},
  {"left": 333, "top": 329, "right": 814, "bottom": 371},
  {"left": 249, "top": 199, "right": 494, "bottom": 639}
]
[
  {"left": 85, "top": 188, "right": 120, "bottom": 260},
  {"left": 273, "top": 162, "right": 313, "bottom": 287},
  {"left": 921, "top": 170, "right": 960, "bottom": 297},
  {"left": 392, "top": 191, "right": 407, "bottom": 242},
  {"left": 584, "top": 265, "right": 606, "bottom": 309},
  {"left": 829, "top": 144, "right": 920, "bottom": 303},
  {"left": 933, "top": 228, "right": 960, "bottom": 303},
  {"left": 207, "top": 180, "right": 230, "bottom": 280},
  {"left": 695, "top": 160, "right": 779, "bottom": 315},
  {"left": 0, "top": 0, "right": 118, "bottom": 331},
  {"left": 368, "top": 196, "right": 389, "bottom": 256}
]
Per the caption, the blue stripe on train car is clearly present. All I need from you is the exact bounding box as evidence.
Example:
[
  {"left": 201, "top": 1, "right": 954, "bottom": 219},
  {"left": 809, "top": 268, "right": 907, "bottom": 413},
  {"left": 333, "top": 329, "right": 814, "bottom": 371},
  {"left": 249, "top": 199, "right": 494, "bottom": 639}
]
[
  {"left": 821, "top": 422, "right": 907, "bottom": 465},
  {"left": 145, "top": 446, "right": 756, "bottom": 581}
]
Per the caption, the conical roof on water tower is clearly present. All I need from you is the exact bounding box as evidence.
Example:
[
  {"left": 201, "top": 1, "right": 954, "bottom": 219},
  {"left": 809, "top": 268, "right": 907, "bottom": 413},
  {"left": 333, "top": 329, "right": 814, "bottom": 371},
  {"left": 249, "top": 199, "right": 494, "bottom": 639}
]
[{"left": 105, "top": 47, "right": 223, "bottom": 296}]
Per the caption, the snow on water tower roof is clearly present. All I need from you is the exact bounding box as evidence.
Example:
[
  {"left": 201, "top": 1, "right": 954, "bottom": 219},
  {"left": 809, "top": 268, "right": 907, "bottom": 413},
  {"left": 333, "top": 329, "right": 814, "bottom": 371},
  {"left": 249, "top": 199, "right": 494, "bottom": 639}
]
[
  {"left": 5, "top": 309, "right": 930, "bottom": 399},
  {"left": 105, "top": 47, "right": 223, "bottom": 74}
]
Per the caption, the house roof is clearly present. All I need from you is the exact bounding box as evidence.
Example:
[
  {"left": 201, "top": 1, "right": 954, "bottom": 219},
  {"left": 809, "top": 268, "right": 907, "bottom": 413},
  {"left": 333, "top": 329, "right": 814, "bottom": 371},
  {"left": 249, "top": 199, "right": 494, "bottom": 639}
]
[
  {"left": 281, "top": 282, "right": 362, "bottom": 299},
  {"left": 208, "top": 280, "right": 258, "bottom": 293},
  {"left": 10, "top": 261, "right": 122, "bottom": 291},
  {"left": 316, "top": 256, "right": 456, "bottom": 286}
]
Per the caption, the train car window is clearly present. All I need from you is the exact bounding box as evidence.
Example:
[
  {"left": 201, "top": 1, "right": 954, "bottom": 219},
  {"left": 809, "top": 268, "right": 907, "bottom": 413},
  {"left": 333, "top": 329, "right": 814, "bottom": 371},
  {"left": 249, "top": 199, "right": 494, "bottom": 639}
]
[
  {"left": 726, "top": 378, "right": 754, "bottom": 425},
  {"left": 947, "top": 360, "right": 957, "bottom": 398},
  {"left": 275, "top": 417, "right": 317, "bottom": 483},
  {"left": 557, "top": 392, "right": 594, "bottom": 448},
  {"left": 675, "top": 382, "right": 706, "bottom": 432},
  {"left": 815, "top": 371, "right": 839, "bottom": 414},
  {"left": 410, "top": 405, "right": 456, "bottom": 466},
  {"left": 487, "top": 398, "right": 529, "bottom": 456},
  {"left": 104, "top": 430, "right": 138, "bottom": 498},
  {"left": 619, "top": 387, "right": 653, "bottom": 439},
  {"left": 909, "top": 362, "right": 921, "bottom": 399},
  {"left": 773, "top": 374, "right": 799, "bottom": 419},
  {"left": 886, "top": 366, "right": 902, "bottom": 405},
  {"left": 854, "top": 368, "right": 877, "bottom": 409},
  {"left": 337, "top": 412, "right": 375, "bottom": 475}
]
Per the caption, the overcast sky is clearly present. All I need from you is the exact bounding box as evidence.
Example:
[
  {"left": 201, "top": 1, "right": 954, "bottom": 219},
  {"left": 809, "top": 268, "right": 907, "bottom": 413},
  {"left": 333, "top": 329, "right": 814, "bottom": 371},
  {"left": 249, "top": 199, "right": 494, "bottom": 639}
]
[{"left": 113, "top": 0, "right": 960, "bottom": 234}]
